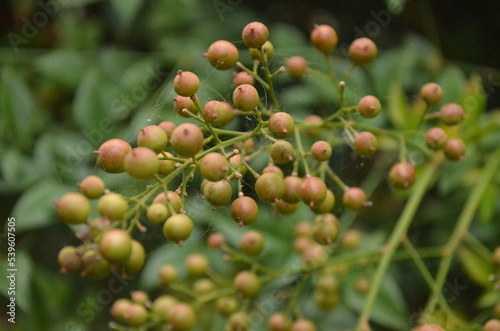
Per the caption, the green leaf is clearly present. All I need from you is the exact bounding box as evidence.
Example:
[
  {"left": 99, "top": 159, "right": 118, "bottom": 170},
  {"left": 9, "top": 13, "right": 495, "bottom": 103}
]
[
  {"left": 462, "top": 73, "right": 487, "bottom": 130},
  {"left": 0, "top": 149, "right": 40, "bottom": 191},
  {"left": 387, "top": 84, "right": 414, "bottom": 130},
  {"left": 111, "top": 0, "right": 143, "bottom": 31},
  {"left": 458, "top": 246, "right": 494, "bottom": 287},
  {"left": 478, "top": 183, "right": 498, "bottom": 224},
  {"left": 11, "top": 181, "right": 72, "bottom": 232},
  {"left": 435, "top": 64, "right": 467, "bottom": 105},
  {"left": 35, "top": 50, "right": 92, "bottom": 89}
]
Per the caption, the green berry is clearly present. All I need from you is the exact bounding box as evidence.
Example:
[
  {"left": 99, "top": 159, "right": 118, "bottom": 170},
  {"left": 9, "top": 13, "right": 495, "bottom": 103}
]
[
  {"left": 286, "top": 56, "right": 308, "bottom": 79},
  {"left": 343, "top": 187, "right": 367, "bottom": 211},
  {"left": 242, "top": 22, "right": 269, "bottom": 49},
  {"left": 283, "top": 176, "right": 303, "bottom": 203},
  {"left": 420, "top": 82, "right": 443, "bottom": 105},
  {"left": 94, "top": 138, "right": 132, "bottom": 173},
  {"left": 167, "top": 303, "right": 196, "bottom": 331},
  {"left": 151, "top": 295, "right": 177, "bottom": 322},
  {"left": 124, "top": 147, "right": 160, "bottom": 180},
  {"left": 269, "top": 112, "right": 295, "bottom": 139},
  {"left": 310, "top": 189, "right": 335, "bottom": 214},
  {"left": 173, "top": 96, "right": 198, "bottom": 117},
  {"left": 124, "top": 240, "right": 145, "bottom": 274},
  {"left": 354, "top": 132, "right": 378, "bottom": 157},
  {"left": 163, "top": 214, "right": 193, "bottom": 245},
  {"left": 78, "top": 175, "right": 105, "bottom": 199},
  {"left": 275, "top": 199, "right": 300, "bottom": 215},
  {"left": 170, "top": 123, "right": 204, "bottom": 157},
  {"left": 58, "top": 246, "right": 82, "bottom": 273},
  {"left": 294, "top": 221, "right": 313, "bottom": 237},
  {"left": 203, "top": 180, "right": 232, "bottom": 207},
  {"left": 99, "top": 229, "right": 132, "bottom": 265},
  {"left": 137, "top": 125, "right": 168, "bottom": 153},
  {"left": 425, "top": 127, "right": 448, "bottom": 150},
  {"left": 192, "top": 278, "right": 216, "bottom": 295},
  {"left": 234, "top": 271, "right": 260, "bottom": 298},
  {"left": 199, "top": 152, "right": 229, "bottom": 182},
  {"left": 240, "top": 230, "right": 265, "bottom": 256},
  {"left": 158, "top": 264, "right": 178, "bottom": 285},
  {"left": 271, "top": 140, "right": 295, "bottom": 164},
  {"left": 130, "top": 290, "right": 149, "bottom": 307},
  {"left": 311, "top": 140, "right": 332, "bottom": 161},
  {"left": 314, "top": 289, "right": 340, "bottom": 310},
  {"left": 349, "top": 38, "right": 377, "bottom": 66},
  {"left": 249, "top": 40, "right": 274, "bottom": 62},
  {"left": 300, "top": 176, "right": 327, "bottom": 207},
  {"left": 97, "top": 192, "right": 129, "bottom": 220},
  {"left": 311, "top": 24, "right": 338, "bottom": 53},
  {"left": 444, "top": 138, "right": 466, "bottom": 161},
  {"left": 231, "top": 196, "right": 259, "bottom": 226},
  {"left": 233, "top": 84, "right": 260, "bottom": 112},
  {"left": 123, "top": 303, "right": 148, "bottom": 327},
  {"left": 358, "top": 95, "right": 381, "bottom": 118},
  {"left": 354, "top": 277, "right": 370, "bottom": 295},
  {"left": 173, "top": 70, "right": 199, "bottom": 97},
  {"left": 389, "top": 162, "right": 416, "bottom": 189},
  {"left": 215, "top": 296, "right": 238, "bottom": 317},
  {"left": 255, "top": 172, "right": 285, "bottom": 203},
  {"left": 55, "top": 192, "right": 91, "bottom": 224},
  {"left": 80, "top": 249, "right": 111, "bottom": 279},
  {"left": 158, "top": 152, "right": 176, "bottom": 176},
  {"left": 341, "top": 229, "right": 362, "bottom": 249},
  {"left": 313, "top": 213, "right": 339, "bottom": 245},
  {"left": 219, "top": 101, "right": 235, "bottom": 126},
  {"left": 153, "top": 191, "right": 183, "bottom": 213},
  {"left": 204, "top": 40, "right": 239, "bottom": 70},
  {"left": 147, "top": 202, "right": 169, "bottom": 224},
  {"left": 226, "top": 312, "right": 251, "bottom": 331},
  {"left": 185, "top": 253, "right": 209, "bottom": 276},
  {"left": 440, "top": 103, "right": 465, "bottom": 125}
]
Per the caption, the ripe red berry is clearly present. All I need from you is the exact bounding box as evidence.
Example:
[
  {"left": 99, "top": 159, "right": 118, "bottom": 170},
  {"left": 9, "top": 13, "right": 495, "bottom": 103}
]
[
  {"left": 58, "top": 246, "right": 82, "bottom": 273},
  {"left": 389, "top": 162, "right": 416, "bottom": 189},
  {"left": 255, "top": 172, "right": 285, "bottom": 203},
  {"left": 202, "top": 100, "right": 229, "bottom": 127},
  {"left": 231, "top": 196, "right": 259, "bottom": 226},
  {"left": 97, "top": 192, "right": 129, "bottom": 220},
  {"left": 349, "top": 38, "right": 377, "bottom": 66},
  {"left": 124, "top": 147, "right": 160, "bottom": 180},
  {"left": 283, "top": 176, "right": 303, "bottom": 203},
  {"left": 300, "top": 176, "right": 327, "bottom": 207},
  {"left": 269, "top": 112, "right": 295, "bottom": 139},
  {"left": 99, "top": 229, "right": 132, "bottom": 265},
  {"left": 173, "top": 96, "right": 199, "bottom": 117},
  {"left": 358, "top": 95, "right": 381, "bottom": 118},
  {"left": 311, "top": 140, "right": 332, "bottom": 161},
  {"left": 440, "top": 103, "right": 465, "bottom": 125},
  {"left": 94, "top": 138, "right": 132, "bottom": 173},
  {"left": 199, "top": 152, "right": 229, "bottom": 181},
  {"left": 425, "top": 127, "right": 448, "bottom": 150},
  {"left": 204, "top": 40, "right": 239, "bottom": 70},
  {"left": 203, "top": 180, "right": 232, "bottom": 207},
  {"left": 173, "top": 70, "right": 200, "bottom": 97},
  {"left": 55, "top": 192, "right": 91, "bottom": 224},
  {"left": 354, "top": 132, "right": 378, "bottom": 157},
  {"left": 78, "top": 175, "right": 105, "bottom": 199},
  {"left": 233, "top": 84, "right": 260, "bottom": 112},
  {"left": 270, "top": 140, "right": 295, "bottom": 164},
  {"left": 420, "top": 83, "right": 443, "bottom": 105},
  {"left": 444, "top": 138, "right": 466, "bottom": 161},
  {"left": 170, "top": 123, "right": 204, "bottom": 157},
  {"left": 286, "top": 56, "right": 308, "bottom": 79},
  {"left": 163, "top": 214, "right": 193, "bottom": 245},
  {"left": 185, "top": 253, "right": 209, "bottom": 276},
  {"left": 167, "top": 303, "right": 196, "bottom": 331},
  {"left": 234, "top": 270, "right": 261, "bottom": 298},
  {"left": 233, "top": 71, "right": 255, "bottom": 86},
  {"left": 242, "top": 22, "right": 269, "bottom": 49},
  {"left": 240, "top": 230, "right": 265, "bottom": 256},
  {"left": 310, "top": 24, "right": 338, "bottom": 53},
  {"left": 124, "top": 240, "right": 145, "bottom": 274},
  {"left": 343, "top": 187, "right": 367, "bottom": 211}
]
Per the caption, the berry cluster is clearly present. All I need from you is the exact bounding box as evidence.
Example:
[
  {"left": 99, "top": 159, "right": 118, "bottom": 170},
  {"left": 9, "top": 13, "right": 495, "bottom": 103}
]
[{"left": 55, "top": 21, "right": 471, "bottom": 330}]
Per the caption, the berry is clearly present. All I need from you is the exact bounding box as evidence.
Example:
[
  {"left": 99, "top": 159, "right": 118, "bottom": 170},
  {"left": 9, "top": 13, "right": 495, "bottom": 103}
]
[
  {"left": 124, "top": 147, "right": 160, "bottom": 180},
  {"left": 269, "top": 112, "right": 295, "bottom": 139},
  {"left": 185, "top": 253, "right": 209, "bottom": 277},
  {"left": 80, "top": 249, "right": 111, "bottom": 279},
  {"left": 173, "top": 96, "right": 198, "bottom": 117},
  {"left": 389, "top": 162, "right": 416, "bottom": 189},
  {"left": 485, "top": 319, "right": 500, "bottom": 331},
  {"left": 286, "top": 56, "right": 308, "bottom": 79},
  {"left": 262, "top": 164, "right": 284, "bottom": 178},
  {"left": 55, "top": 192, "right": 90, "bottom": 224},
  {"left": 313, "top": 213, "right": 339, "bottom": 245},
  {"left": 153, "top": 191, "right": 183, "bottom": 213},
  {"left": 416, "top": 324, "right": 446, "bottom": 331},
  {"left": 295, "top": 221, "right": 313, "bottom": 237},
  {"left": 170, "top": 123, "right": 204, "bottom": 157},
  {"left": 202, "top": 100, "right": 229, "bottom": 127},
  {"left": 163, "top": 214, "right": 194, "bottom": 245},
  {"left": 310, "top": 24, "right": 338, "bottom": 53},
  {"left": 302, "top": 242, "right": 328, "bottom": 265},
  {"left": 440, "top": 103, "right": 465, "bottom": 125},
  {"left": 343, "top": 187, "right": 367, "bottom": 211},
  {"left": 234, "top": 271, "right": 260, "bottom": 298},
  {"left": 354, "top": 132, "right": 378, "bottom": 157},
  {"left": 173, "top": 70, "right": 200, "bottom": 97},
  {"left": 354, "top": 277, "right": 370, "bottom": 295},
  {"left": 158, "top": 152, "right": 176, "bottom": 176},
  {"left": 147, "top": 202, "right": 169, "bottom": 224},
  {"left": 203, "top": 179, "right": 232, "bottom": 207},
  {"left": 314, "top": 290, "right": 340, "bottom": 310},
  {"left": 300, "top": 176, "right": 327, "bottom": 207},
  {"left": 220, "top": 101, "right": 235, "bottom": 126},
  {"left": 420, "top": 82, "right": 443, "bottom": 105},
  {"left": 158, "top": 121, "right": 176, "bottom": 140},
  {"left": 229, "top": 154, "right": 247, "bottom": 176},
  {"left": 192, "top": 278, "right": 215, "bottom": 295},
  {"left": 215, "top": 296, "right": 238, "bottom": 317},
  {"left": 275, "top": 200, "right": 300, "bottom": 215},
  {"left": 78, "top": 175, "right": 105, "bottom": 199},
  {"left": 304, "top": 115, "right": 324, "bottom": 137},
  {"left": 98, "top": 192, "right": 129, "bottom": 220},
  {"left": 240, "top": 230, "right": 265, "bottom": 256},
  {"left": 233, "top": 71, "right": 255, "bottom": 86},
  {"left": 199, "top": 152, "right": 229, "bottom": 181},
  {"left": 317, "top": 274, "right": 339, "bottom": 293},
  {"left": 58, "top": 246, "right": 82, "bottom": 273},
  {"left": 425, "top": 127, "right": 448, "bottom": 150},
  {"left": 137, "top": 125, "right": 168, "bottom": 153},
  {"left": 207, "top": 232, "right": 225, "bottom": 249},
  {"left": 283, "top": 176, "right": 303, "bottom": 203},
  {"left": 271, "top": 140, "right": 295, "bottom": 164},
  {"left": 226, "top": 312, "right": 251, "bottom": 331},
  {"left": 255, "top": 172, "right": 285, "bottom": 203},
  {"left": 268, "top": 312, "right": 292, "bottom": 331},
  {"left": 234, "top": 138, "right": 255, "bottom": 154},
  {"left": 123, "top": 304, "right": 148, "bottom": 327},
  {"left": 242, "top": 22, "right": 269, "bottom": 49},
  {"left": 349, "top": 38, "right": 377, "bottom": 66},
  {"left": 110, "top": 298, "right": 132, "bottom": 323},
  {"left": 231, "top": 196, "right": 259, "bottom": 226},
  {"left": 151, "top": 295, "right": 177, "bottom": 321},
  {"left": 292, "top": 319, "right": 317, "bottom": 331},
  {"left": 99, "top": 229, "right": 132, "bottom": 265},
  {"left": 310, "top": 189, "right": 335, "bottom": 214},
  {"left": 124, "top": 240, "right": 145, "bottom": 274},
  {"left": 204, "top": 40, "right": 239, "bottom": 70},
  {"left": 249, "top": 40, "right": 274, "bottom": 62},
  {"left": 358, "top": 95, "right": 381, "bottom": 118},
  {"left": 233, "top": 84, "right": 260, "bottom": 112},
  {"left": 444, "top": 138, "right": 466, "bottom": 161},
  {"left": 341, "top": 229, "right": 362, "bottom": 249},
  {"left": 94, "top": 139, "right": 132, "bottom": 173},
  {"left": 167, "top": 303, "right": 196, "bottom": 331},
  {"left": 158, "top": 264, "right": 178, "bottom": 285},
  {"left": 311, "top": 140, "right": 332, "bottom": 162}
]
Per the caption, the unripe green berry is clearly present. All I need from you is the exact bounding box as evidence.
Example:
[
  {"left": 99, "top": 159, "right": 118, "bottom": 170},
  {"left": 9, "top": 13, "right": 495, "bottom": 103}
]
[
  {"left": 170, "top": 123, "right": 204, "bottom": 157},
  {"left": 268, "top": 312, "right": 292, "bottom": 331},
  {"left": 275, "top": 200, "right": 300, "bottom": 215},
  {"left": 147, "top": 202, "right": 169, "bottom": 224},
  {"left": 444, "top": 138, "right": 466, "bottom": 161},
  {"left": 55, "top": 192, "right": 90, "bottom": 224},
  {"left": 99, "top": 229, "right": 132, "bottom": 265},
  {"left": 262, "top": 164, "right": 284, "bottom": 178},
  {"left": 317, "top": 274, "right": 339, "bottom": 293},
  {"left": 269, "top": 112, "right": 295, "bottom": 139},
  {"left": 233, "top": 84, "right": 260, "bottom": 112},
  {"left": 98, "top": 192, "right": 129, "bottom": 220},
  {"left": 137, "top": 125, "right": 168, "bottom": 153},
  {"left": 389, "top": 162, "right": 416, "bottom": 189},
  {"left": 354, "top": 132, "right": 378, "bottom": 157},
  {"left": 151, "top": 295, "right": 177, "bottom": 322},
  {"left": 286, "top": 56, "right": 308, "bottom": 79},
  {"left": 158, "top": 152, "right": 176, "bottom": 176},
  {"left": 185, "top": 253, "right": 209, "bottom": 277},
  {"left": 154, "top": 191, "right": 183, "bottom": 214},
  {"left": 311, "top": 24, "right": 338, "bottom": 53},
  {"left": 240, "top": 230, "right": 265, "bottom": 256},
  {"left": 94, "top": 138, "right": 132, "bottom": 173},
  {"left": 341, "top": 229, "right": 362, "bottom": 249},
  {"left": 234, "top": 271, "right": 260, "bottom": 298},
  {"left": 110, "top": 298, "right": 132, "bottom": 323},
  {"left": 314, "top": 289, "right": 340, "bottom": 310},
  {"left": 202, "top": 100, "right": 229, "bottom": 127},
  {"left": 124, "top": 240, "right": 145, "bottom": 274},
  {"left": 425, "top": 127, "right": 448, "bottom": 150},
  {"left": 204, "top": 40, "right": 239, "bottom": 70},
  {"left": 80, "top": 249, "right": 111, "bottom": 279},
  {"left": 242, "top": 22, "right": 269, "bottom": 49},
  {"left": 343, "top": 187, "right": 367, "bottom": 211},
  {"left": 300, "top": 176, "right": 327, "bottom": 207},
  {"left": 173, "top": 70, "right": 199, "bottom": 97},
  {"left": 58, "top": 246, "right": 82, "bottom": 273},
  {"left": 173, "top": 96, "right": 198, "bottom": 117},
  {"left": 313, "top": 213, "right": 339, "bottom": 245},
  {"left": 123, "top": 303, "right": 148, "bottom": 327},
  {"left": 167, "top": 303, "right": 196, "bottom": 331},
  {"left": 440, "top": 103, "right": 465, "bottom": 125},
  {"left": 203, "top": 180, "right": 232, "bottom": 207},
  {"left": 233, "top": 71, "right": 255, "bottom": 86},
  {"left": 124, "top": 147, "right": 160, "bottom": 180},
  {"left": 310, "top": 189, "right": 335, "bottom": 214},
  {"left": 271, "top": 140, "right": 295, "bottom": 164},
  {"left": 283, "top": 176, "right": 303, "bottom": 203},
  {"left": 231, "top": 196, "right": 259, "bottom": 226},
  {"left": 311, "top": 140, "right": 332, "bottom": 161},
  {"left": 292, "top": 319, "right": 317, "bottom": 331},
  {"left": 192, "top": 278, "right": 215, "bottom": 296},
  {"left": 158, "top": 264, "right": 178, "bottom": 285},
  {"left": 354, "top": 276, "right": 370, "bottom": 295},
  {"left": 163, "top": 214, "right": 193, "bottom": 245},
  {"left": 159, "top": 121, "right": 176, "bottom": 140},
  {"left": 358, "top": 95, "right": 381, "bottom": 118},
  {"left": 249, "top": 40, "right": 274, "bottom": 63},
  {"left": 215, "top": 296, "right": 238, "bottom": 317},
  {"left": 255, "top": 172, "right": 285, "bottom": 203},
  {"left": 199, "top": 152, "right": 229, "bottom": 181},
  {"left": 78, "top": 175, "right": 105, "bottom": 199},
  {"left": 420, "top": 82, "right": 443, "bottom": 105},
  {"left": 349, "top": 38, "right": 377, "bottom": 66},
  {"left": 226, "top": 312, "right": 251, "bottom": 331}
]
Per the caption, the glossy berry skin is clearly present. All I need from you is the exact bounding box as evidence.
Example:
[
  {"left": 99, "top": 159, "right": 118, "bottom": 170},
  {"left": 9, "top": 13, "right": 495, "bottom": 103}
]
[
  {"left": 389, "top": 162, "right": 416, "bottom": 189},
  {"left": 124, "top": 147, "right": 160, "bottom": 180},
  {"left": 78, "top": 175, "right": 105, "bottom": 199},
  {"left": 199, "top": 152, "right": 229, "bottom": 181},
  {"left": 55, "top": 192, "right": 90, "bottom": 224},
  {"left": 231, "top": 196, "right": 259, "bottom": 226},
  {"left": 440, "top": 103, "right": 465, "bottom": 125},
  {"left": 234, "top": 271, "right": 260, "bottom": 298},
  {"left": 173, "top": 70, "right": 200, "bottom": 97},
  {"left": 170, "top": 123, "right": 204, "bottom": 157},
  {"left": 300, "top": 176, "right": 327, "bottom": 207},
  {"left": 203, "top": 180, "right": 232, "bottom": 207},
  {"left": 311, "top": 140, "right": 332, "bottom": 161},
  {"left": 167, "top": 303, "right": 196, "bottom": 331},
  {"left": 270, "top": 140, "right": 295, "bottom": 164},
  {"left": 173, "top": 96, "right": 198, "bottom": 117},
  {"left": 354, "top": 132, "right": 378, "bottom": 157},
  {"left": 255, "top": 172, "right": 285, "bottom": 203},
  {"left": 233, "top": 71, "right": 255, "bottom": 86},
  {"left": 163, "top": 214, "right": 193, "bottom": 245},
  {"left": 240, "top": 230, "right": 265, "bottom": 256},
  {"left": 420, "top": 82, "right": 443, "bottom": 105},
  {"left": 94, "top": 138, "right": 132, "bottom": 173},
  {"left": 425, "top": 127, "right": 448, "bottom": 150},
  {"left": 99, "top": 229, "right": 132, "bottom": 265},
  {"left": 233, "top": 84, "right": 260, "bottom": 112},
  {"left": 444, "top": 138, "right": 466, "bottom": 161},
  {"left": 349, "top": 38, "right": 377, "bottom": 66},
  {"left": 343, "top": 187, "right": 367, "bottom": 211},
  {"left": 137, "top": 125, "right": 168, "bottom": 153},
  {"left": 269, "top": 112, "right": 295, "bottom": 139},
  {"left": 310, "top": 24, "right": 338, "bottom": 53},
  {"left": 283, "top": 176, "right": 303, "bottom": 203},
  {"left": 124, "top": 240, "right": 145, "bottom": 274},
  {"left": 242, "top": 22, "right": 269, "bottom": 48},
  {"left": 204, "top": 40, "right": 239, "bottom": 70},
  {"left": 358, "top": 95, "right": 381, "bottom": 118},
  {"left": 97, "top": 192, "right": 129, "bottom": 220},
  {"left": 286, "top": 56, "right": 308, "bottom": 79}
]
